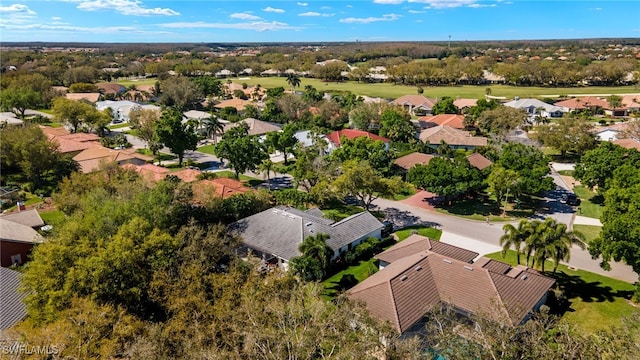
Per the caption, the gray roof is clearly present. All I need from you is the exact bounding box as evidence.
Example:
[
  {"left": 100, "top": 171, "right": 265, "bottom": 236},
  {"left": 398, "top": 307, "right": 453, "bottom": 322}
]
[
  {"left": 0, "top": 267, "right": 27, "bottom": 329},
  {"left": 231, "top": 206, "right": 384, "bottom": 261},
  {"left": 504, "top": 98, "right": 563, "bottom": 113},
  {"left": 0, "top": 209, "right": 44, "bottom": 229},
  {"left": 0, "top": 219, "right": 42, "bottom": 244}
]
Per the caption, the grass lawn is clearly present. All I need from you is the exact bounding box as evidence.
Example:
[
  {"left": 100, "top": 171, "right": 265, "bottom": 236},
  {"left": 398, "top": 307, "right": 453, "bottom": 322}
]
[
  {"left": 109, "top": 78, "right": 638, "bottom": 101},
  {"left": 573, "top": 224, "right": 601, "bottom": 243},
  {"left": 321, "top": 203, "right": 365, "bottom": 221},
  {"left": 40, "top": 210, "right": 65, "bottom": 225},
  {"left": 321, "top": 259, "right": 378, "bottom": 300},
  {"left": 486, "top": 250, "right": 636, "bottom": 333},
  {"left": 573, "top": 185, "right": 604, "bottom": 219},
  {"left": 135, "top": 149, "right": 175, "bottom": 161},
  {"left": 214, "top": 170, "right": 264, "bottom": 186},
  {"left": 435, "top": 195, "right": 534, "bottom": 222},
  {"left": 395, "top": 226, "right": 443, "bottom": 241},
  {"left": 197, "top": 144, "right": 216, "bottom": 155},
  {"left": 5, "top": 193, "right": 43, "bottom": 212},
  {"left": 107, "top": 123, "right": 130, "bottom": 130}
]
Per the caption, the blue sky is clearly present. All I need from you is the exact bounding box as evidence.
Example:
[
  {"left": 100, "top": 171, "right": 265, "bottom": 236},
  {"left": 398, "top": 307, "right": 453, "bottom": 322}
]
[{"left": 0, "top": 1, "right": 638, "bottom": 43}]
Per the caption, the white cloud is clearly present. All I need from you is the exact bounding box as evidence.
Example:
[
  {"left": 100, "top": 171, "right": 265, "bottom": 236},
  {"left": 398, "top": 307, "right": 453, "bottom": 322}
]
[
  {"left": 160, "top": 21, "right": 300, "bottom": 32},
  {"left": 374, "top": 0, "right": 404, "bottom": 4},
  {"left": 74, "top": 0, "right": 179, "bottom": 16},
  {"left": 51, "top": 16, "right": 63, "bottom": 21},
  {"left": 299, "top": 11, "right": 334, "bottom": 17},
  {"left": 321, "top": 6, "right": 332, "bottom": 10},
  {"left": 263, "top": 6, "right": 285, "bottom": 13},
  {"left": 0, "top": 22, "right": 138, "bottom": 33},
  {"left": 230, "top": 13, "right": 261, "bottom": 20},
  {"left": 340, "top": 13, "right": 401, "bottom": 24},
  {"left": 297, "top": 2, "right": 308, "bottom": 6},
  {"left": 0, "top": 4, "right": 36, "bottom": 15},
  {"left": 347, "top": 5, "right": 353, "bottom": 8},
  {"left": 467, "top": 3, "right": 496, "bottom": 8},
  {"left": 409, "top": 0, "right": 477, "bottom": 8},
  {"left": 408, "top": 9, "right": 426, "bottom": 13}
]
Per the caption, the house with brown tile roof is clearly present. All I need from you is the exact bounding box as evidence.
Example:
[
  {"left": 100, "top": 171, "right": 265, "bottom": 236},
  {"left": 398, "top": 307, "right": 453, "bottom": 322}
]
[
  {"left": 392, "top": 95, "right": 437, "bottom": 116},
  {"left": 326, "top": 129, "right": 390, "bottom": 152},
  {"left": 621, "top": 95, "right": 640, "bottom": 112},
  {"left": 419, "top": 126, "right": 488, "bottom": 150},
  {"left": 223, "top": 118, "right": 283, "bottom": 137},
  {"left": 121, "top": 163, "right": 171, "bottom": 182},
  {"left": 393, "top": 152, "right": 436, "bottom": 170},
  {"left": 171, "top": 168, "right": 202, "bottom": 183},
  {"left": 0, "top": 218, "right": 43, "bottom": 267},
  {"left": 73, "top": 146, "right": 152, "bottom": 173},
  {"left": 375, "top": 234, "right": 478, "bottom": 268},
  {"left": 466, "top": 153, "right": 493, "bottom": 170},
  {"left": 96, "top": 83, "right": 126, "bottom": 95},
  {"left": 192, "top": 177, "right": 253, "bottom": 202},
  {"left": 418, "top": 114, "right": 466, "bottom": 130},
  {"left": 349, "top": 235, "right": 555, "bottom": 333},
  {"left": 453, "top": 98, "right": 478, "bottom": 112},
  {"left": 48, "top": 131, "right": 102, "bottom": 156},
  {"left": 214, "top": 98, "right": 252, "bottom": 112},
  {"left": 612, "top": 138, "right": 640, "bottom": 151},
  {"left": 554, "top": 96, "right": 613, "bottom": 114},
  {"left": 65, "top": 92, "right": 102, "bottom": 103}
]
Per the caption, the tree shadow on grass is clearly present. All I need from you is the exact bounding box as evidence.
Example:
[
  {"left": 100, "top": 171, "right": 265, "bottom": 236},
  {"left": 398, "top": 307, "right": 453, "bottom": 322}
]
[
  {"left": 548, "top": 271, "right": 634, "bottom": 315},
  {"left": 436, "top": 197, "right": 501, "bottom": 217}
]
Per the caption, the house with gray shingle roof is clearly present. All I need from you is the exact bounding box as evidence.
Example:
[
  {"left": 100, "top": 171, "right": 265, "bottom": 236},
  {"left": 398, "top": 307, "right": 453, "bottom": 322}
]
[
  {"left": 0, "top": 267, "right": 27, "bottom": 330},
  {"left": 349, "top": 235, "right": 555, "bottom": 333},
  {"left": 0, "top": 218, "right": 43, "bottom": 267},
  {"left": 231, "top": 206, "right": 384, "bottom": 269},
  {"left": 504, "top": 98, "right": 564, "bottom": 118}
]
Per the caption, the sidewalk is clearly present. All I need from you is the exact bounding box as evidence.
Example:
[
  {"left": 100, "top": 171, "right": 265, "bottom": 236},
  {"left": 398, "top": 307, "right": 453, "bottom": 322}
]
[{"left": 573, "top": 216, "right": 603, "bottom": 226}]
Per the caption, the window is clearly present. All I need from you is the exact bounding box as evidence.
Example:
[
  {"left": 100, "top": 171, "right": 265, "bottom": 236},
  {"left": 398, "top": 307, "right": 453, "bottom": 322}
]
[{"left": 11, "top": 254, "right": 22, "bottom": 265}]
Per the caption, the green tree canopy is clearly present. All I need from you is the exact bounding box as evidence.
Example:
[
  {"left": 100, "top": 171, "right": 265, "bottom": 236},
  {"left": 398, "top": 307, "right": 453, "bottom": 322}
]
[
  {"left": 0, "top": 86, "right": 42, "bottom": 119},
  {"left": 265, "top": 123, "right": 298, "bottom": 165},
  {"left": 159, "top": 76, "right": 202, "bottom": 110},
  {"left": 330, "top": 136, "right": 393, "bottom": 174},
  {"left": 533, "top": 116, "right": 598, "bottom": 158},
  {"left": 289, "top": 233, "right": 333, "bottom": 281},
  {"left": 431, "top": 96, "right": 459, "bottom": 115},
  {"left": 155, "top": 107, "right": 199, "bottom": 166},
  {"left": 332, "top": 160, "right": 402, "bottom": 210},
  {"left": 495, "top": 143, "right": 554, "bottom": 197},
  {"left": 477, "top": 106, "right": 528, "bottom": 136},
  {"left": 379, "top": 107, "right": 416, "bottom": 143},
  {"left": 406, "top": 157, "right": 484, "bottom": 199},
  {"left": 487, "top": 165, "right": 520, "bottom": 211},
  {"left": 214, "top": 123, "right": 268, "bottom": 179},
  {"left": 574, "top": 142, "right": 640, "bottom": 193}
]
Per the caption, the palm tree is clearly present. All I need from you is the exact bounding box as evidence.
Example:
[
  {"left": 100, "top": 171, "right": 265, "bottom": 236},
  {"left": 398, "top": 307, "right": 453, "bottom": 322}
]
[
  {"left": 500, "top": 219, "right": 530, "bottom": 265},
  {"left": 523, "top": 220, "right": 545, "bottom": 268},
  {"left": 259, "top": 158, "right": 274, "bottom": 190},
  {"left": 203, "top": 115, "right": 224, "bottom": 144},
  {"left": 293, "top": 233, "right": 333, "bottom": 281},
  {"left": 286, "top": 74, "right": 301, "bottom": 93},
  {"left": 535, "top": 218, "right": 586, "bottom": 273}
]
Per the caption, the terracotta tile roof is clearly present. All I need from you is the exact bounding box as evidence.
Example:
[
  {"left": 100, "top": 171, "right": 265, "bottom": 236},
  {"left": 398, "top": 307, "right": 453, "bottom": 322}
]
[
  {"left": 121, "top": 163, "right": 170, "bottom": 182},
  {"left": 375, "top": 234, "right": 478, "bottom": 265},
  {"left": 73, "top": 146, "right": 152, "bottom": 173},
  {"left": 419, "top": 126, "right": 488, "bottom": 147},
  {"left": 612, "top": 138, "right": 640, "bottom": 150},
  {"left": 39, "top": 126, "right": 70, "bottom": 137},
  {"left": 394, "top": 152, "right": 436, "bottom": 170},
  {"left": 96, "top": 83, "right": 125, "bottom": 95},
  {"left": 350, "top": 249, "right": 555, "bottom": 333},
  {"left": 453, "top": 98, "right": 478, "bottom": 109},
  {"left": 48, "top": 132, "right": 101, "bottom": 154},
  {"left": 214, "top": 98, "right": 251, "bottom": 111},
  {"left": 326, "top": 129, "right": 390, "bottom": 146},
  {"left": 418, "top": 114, "right": 466, "bottom": 130},
  {"left": 392, "top": 95, "right": 437, "bottom": 109},
  {"left": 171, "top": 168, "right": 202, "bottom": 183},
  {"left": 621, "top": 95, "right": 640, "bottom": 109},
  {"left": 554, "top": 96, "right": 610, "bottom": 110},
  {"left": 466, "top": 153, "right": 493, "bottom": 170},
  {"left": 192, "top": 177, "right": 252, "bottom": 201},
  {"left": 65, "top": 92, "right": 101, "bottom": 103}
]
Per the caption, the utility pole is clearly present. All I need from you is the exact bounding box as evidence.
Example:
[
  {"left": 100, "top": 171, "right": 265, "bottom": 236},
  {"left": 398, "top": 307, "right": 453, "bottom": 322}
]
[{"left": 448, "top": 35, "right": 451, "bottom": 49}]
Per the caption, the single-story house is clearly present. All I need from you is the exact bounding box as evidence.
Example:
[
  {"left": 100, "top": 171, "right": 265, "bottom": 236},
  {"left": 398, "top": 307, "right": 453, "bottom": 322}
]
[
  {"left": 392, "top": 95, "right": 437, "bottom": 116},
  {"left": 453, "top": 98, "right": 478, "bottom": 112},
  {"left": 393, "top": 152, "right": 436, "bottom": 170},
  {"left": 192, "top": 177, "right": 253, "bottom": 202},
  {"left": 418, "top": 114, "right": 466, "bottom": 130},
  {"left": 593, "top": 121, "right": 633, "bottom": 141},
  {"left": 612, "top": 138, "right": 640, "bottom": 151},
  {"left": 0, "top": 218, "right": 43, "bottom": 267},
  {"left": 0, "top": 267, "right": 27, "bottom": 330},
  {"left": 73, "top": 146, "right": 153, "bottom": 173},
  {"left": 0, "top": 209, "right": 45, "bottom": 230},
  {"left": 0, "top": 112, "right": 23, "bottom": 126},
  {"left": 325, "top": 129, "right": 390, "bottom": 152},
  {"left": 41, "top": 127, "right": 101, "bottom": 156},
  {"left": 504, "top": 98, "right": 564, "bottom": 118},
  {"left": 223, "top": 118, "right": 283, "bottom": 137},
  {"left": 419, "top": 126, "right": 488, "bottom": 150},
  {"left": 214, "top": 98, "right": 252, "bottom": 112},
  {"left": 121, "top": 163, "right": 171, "bottom": 182},
  {"left": 466, "top": 153, "right": 493, "bottom": 171},
  {"left": 554, "top": 97, "right": 611, "bottom": 114},
  {"left": 294, "top": 130, "right": 330, "bottom": 152},
  {"left": 65, "top": 92, "right": 102, "bottom": 103},
  {"left": 622, "top": 95, "right": 640, "bottom": 113},
  {"left": 231, "top": 206, "right": 384, "bottom": 269},
  {"left": 95, "top": 100, "right": 160, "bottom": 123},
  {"left": 95, "top": 83, "right": 126, "bottom": 95},
  {"left": 349, "top": 234, "right": 555, "bottom": 333}
]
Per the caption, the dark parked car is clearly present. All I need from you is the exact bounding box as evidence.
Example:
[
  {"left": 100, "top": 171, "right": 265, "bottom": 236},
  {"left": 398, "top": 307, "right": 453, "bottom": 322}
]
[{"left": 566, "top": 194, "right": 579, "bottom": 206}]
